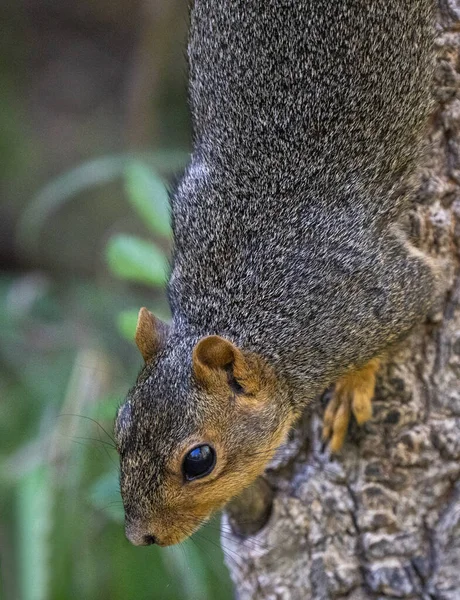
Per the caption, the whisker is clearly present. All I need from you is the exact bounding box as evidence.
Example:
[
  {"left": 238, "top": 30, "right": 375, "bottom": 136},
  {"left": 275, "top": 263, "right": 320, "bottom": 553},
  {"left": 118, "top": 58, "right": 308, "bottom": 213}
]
[
  {"left": 219, "top": 528, "right": 270, "bottom": 553},
  {"left": 196, "top": 530, "right": 245, "bottom": 571},
  {"left": 72, "top": 436, "right": 117, "bottom": 450},
  {"left": 58, "top": 412, "right": 117, "bottom": 446}
]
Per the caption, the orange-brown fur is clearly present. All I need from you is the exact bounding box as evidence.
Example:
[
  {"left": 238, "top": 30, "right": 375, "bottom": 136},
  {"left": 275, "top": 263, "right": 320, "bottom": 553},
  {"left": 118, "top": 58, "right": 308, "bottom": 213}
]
[
  {"left": 121, "top": 318, "right": 295, "bottom": 546},
  {"left": 322, "top": 358, "right": 380, "bottom": 453}
]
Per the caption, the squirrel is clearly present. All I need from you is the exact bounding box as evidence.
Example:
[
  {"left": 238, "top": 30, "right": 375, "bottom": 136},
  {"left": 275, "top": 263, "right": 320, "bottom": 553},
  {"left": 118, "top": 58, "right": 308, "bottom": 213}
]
[{"left": 114, "top": 0, "right": 436, "bottom": 547}]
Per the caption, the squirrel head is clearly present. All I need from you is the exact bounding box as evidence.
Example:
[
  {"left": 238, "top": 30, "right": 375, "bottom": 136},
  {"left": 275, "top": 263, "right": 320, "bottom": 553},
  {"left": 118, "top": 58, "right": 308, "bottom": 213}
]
[{"left": 114, "top": 308, "right": 293, "bottom": 547}]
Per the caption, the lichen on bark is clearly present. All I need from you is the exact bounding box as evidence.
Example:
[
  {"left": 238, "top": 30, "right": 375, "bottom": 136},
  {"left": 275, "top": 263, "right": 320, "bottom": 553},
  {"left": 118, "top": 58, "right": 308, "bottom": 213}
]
[{"left": 223, "top": 4, "right": 460, "bottom": 598}]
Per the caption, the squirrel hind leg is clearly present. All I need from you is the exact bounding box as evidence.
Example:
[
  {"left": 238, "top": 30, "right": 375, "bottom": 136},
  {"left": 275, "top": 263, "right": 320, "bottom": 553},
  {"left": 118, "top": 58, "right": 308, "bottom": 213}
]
[{"left": 322, "top": 358, "right": 380, "bottom": 453}]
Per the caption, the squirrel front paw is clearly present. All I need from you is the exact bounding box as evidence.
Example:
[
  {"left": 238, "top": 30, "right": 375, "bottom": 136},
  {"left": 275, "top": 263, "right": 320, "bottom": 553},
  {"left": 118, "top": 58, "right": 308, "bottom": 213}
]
[{"left": 322, "top": 358, "right": 380, "bottom": 453}]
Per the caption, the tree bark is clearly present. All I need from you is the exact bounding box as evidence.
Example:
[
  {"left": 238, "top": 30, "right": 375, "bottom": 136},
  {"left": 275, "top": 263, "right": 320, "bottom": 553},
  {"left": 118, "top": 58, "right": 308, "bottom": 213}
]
[{"left": 223, "top": 4, "right": 460, "bottom": 599}]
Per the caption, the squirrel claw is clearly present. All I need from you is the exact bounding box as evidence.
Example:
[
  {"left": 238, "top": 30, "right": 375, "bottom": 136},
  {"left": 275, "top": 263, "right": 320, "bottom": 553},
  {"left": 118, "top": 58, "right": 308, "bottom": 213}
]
[{"left": 322, "top": 359, "right": 380, "bottom": 453}]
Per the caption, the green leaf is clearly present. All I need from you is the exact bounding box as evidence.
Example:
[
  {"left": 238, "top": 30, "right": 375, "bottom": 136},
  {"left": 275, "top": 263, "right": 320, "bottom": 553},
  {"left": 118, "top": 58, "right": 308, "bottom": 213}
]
[
  {"left": 17, "top": 155, "right": 131, "bottom": 255},
  {"left": 106, "top": 234, "right": 168, "bottom": 286},
  {"left": 124, "top": 161, "right": 171, "bottom": 237},
  {"left": 116, "top": 309, "right": 139, "bottom": 341},
  {"left": 17, "top": 151, "right": 185, "bottom": 256}
]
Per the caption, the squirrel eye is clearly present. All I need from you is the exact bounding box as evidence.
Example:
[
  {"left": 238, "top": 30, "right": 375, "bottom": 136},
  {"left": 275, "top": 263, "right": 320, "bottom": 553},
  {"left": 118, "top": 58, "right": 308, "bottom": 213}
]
[{"left": 182, "top": 444, "right": 216, "bottom": 481}]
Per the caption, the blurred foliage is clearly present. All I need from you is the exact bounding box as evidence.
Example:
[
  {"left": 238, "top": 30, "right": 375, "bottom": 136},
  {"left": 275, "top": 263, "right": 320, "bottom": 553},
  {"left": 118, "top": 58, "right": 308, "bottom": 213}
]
[
  {"left": 16, "top": 152, "right": 187, "bottom": 258},
  {"left": 1, "top": 2, "right": 234, "bottom": 597},
  {"left": 1, "top": 159, "right": 234, "bottom": 600},
  {"left": 106, "top": 233, "right": 168, "bottom": 288}
]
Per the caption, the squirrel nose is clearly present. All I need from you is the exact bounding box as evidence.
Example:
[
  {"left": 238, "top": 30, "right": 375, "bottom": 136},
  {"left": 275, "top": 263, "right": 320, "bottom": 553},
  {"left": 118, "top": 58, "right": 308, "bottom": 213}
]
[
  {"left": 125, "top": 523, "right": 157, "bottom": 546},
  {"left": 143, "top": 535, "right": 157, "bottom": 546}
]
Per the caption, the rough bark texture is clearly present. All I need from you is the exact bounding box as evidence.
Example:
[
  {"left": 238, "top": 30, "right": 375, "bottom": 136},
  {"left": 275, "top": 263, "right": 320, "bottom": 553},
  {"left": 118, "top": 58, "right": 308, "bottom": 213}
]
[{"left": 223, "top": 4, "right": 460, "bottom": 599}]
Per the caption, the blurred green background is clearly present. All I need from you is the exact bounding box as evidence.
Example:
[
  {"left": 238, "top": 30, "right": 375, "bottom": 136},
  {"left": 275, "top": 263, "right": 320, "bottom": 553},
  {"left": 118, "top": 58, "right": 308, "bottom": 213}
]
[{"left": 0, "top": 1, "right": 234, "bottom": 599}]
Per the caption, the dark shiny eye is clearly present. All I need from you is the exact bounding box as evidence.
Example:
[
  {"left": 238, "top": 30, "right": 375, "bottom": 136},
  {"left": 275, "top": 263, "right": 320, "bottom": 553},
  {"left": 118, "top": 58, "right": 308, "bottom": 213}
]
[{"left": 182, "top": 444, "right": 216, "bottom": 481}]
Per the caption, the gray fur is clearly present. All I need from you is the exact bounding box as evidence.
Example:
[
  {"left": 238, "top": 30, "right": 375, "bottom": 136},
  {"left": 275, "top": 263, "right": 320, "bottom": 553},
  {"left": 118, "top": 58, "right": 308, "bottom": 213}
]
[
  {"left": 116, "top": 0, "right": 435, "bottom": 542},
  {"left": 171, "top": 0, "right": 435, "bottom": 399}
]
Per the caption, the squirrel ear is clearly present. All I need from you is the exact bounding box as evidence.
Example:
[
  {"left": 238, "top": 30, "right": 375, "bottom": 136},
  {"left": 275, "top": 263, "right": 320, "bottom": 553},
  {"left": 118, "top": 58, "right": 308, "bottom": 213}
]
[
  {"left": 192, "top": 336, "right": 258, "bottom": 394},
  {"left": 135, "top": 307, "right": 168, "bottom": 363}
]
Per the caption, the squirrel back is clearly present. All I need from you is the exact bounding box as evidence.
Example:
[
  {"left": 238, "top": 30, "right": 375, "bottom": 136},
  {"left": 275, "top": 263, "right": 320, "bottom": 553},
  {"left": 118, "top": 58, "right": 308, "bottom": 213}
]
[
  {"left": 187, "top": 1, "right": 432, "bottom": 196},
  {"left": 171, "top": 0, "right": 435, "bottom": 391},
  {"left": 116, "top": 0, "right": 435, "bottom": 547}
]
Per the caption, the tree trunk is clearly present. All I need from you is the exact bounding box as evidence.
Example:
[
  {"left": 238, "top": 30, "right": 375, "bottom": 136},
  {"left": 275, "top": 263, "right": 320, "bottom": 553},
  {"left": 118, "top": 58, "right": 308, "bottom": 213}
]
[{"left": 223, "top": 4, "right": 460, "bottom": 599}]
